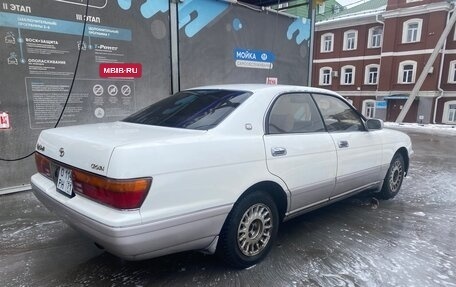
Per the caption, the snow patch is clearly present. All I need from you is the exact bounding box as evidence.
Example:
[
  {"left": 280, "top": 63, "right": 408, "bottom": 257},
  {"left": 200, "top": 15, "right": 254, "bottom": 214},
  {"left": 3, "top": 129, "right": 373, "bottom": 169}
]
[{"left": 384, "top": 122, "right": 456, "bottom": 136}]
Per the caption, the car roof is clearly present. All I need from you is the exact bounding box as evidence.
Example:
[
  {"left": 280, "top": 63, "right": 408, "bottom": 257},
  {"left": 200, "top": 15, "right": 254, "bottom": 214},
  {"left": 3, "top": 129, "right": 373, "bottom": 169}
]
[{"left": 187, "top": 84, "right": 342, "bottom": 98}]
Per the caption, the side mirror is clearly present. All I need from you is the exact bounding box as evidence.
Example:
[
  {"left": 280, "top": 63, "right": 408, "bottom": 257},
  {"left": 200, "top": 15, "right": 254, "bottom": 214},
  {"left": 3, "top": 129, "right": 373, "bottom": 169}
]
[{"left": 366, "top": 118, "right": 384, "bottom": 130}]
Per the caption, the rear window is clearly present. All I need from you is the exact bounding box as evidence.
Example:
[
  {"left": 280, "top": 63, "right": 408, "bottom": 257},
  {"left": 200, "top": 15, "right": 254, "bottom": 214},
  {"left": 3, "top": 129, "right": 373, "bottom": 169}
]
[{"left": 123, "top": 89, "right": 252, "bottom": 130}]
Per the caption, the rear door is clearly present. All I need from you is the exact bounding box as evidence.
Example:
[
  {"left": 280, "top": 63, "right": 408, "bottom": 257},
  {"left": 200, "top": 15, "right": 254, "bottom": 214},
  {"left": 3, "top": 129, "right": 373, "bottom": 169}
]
[
  {"left": 312, "top": 93, "right": 383, "bottom": 200},
  {"left": 263, "top": 93, "right": 337, "bottom": 213}
]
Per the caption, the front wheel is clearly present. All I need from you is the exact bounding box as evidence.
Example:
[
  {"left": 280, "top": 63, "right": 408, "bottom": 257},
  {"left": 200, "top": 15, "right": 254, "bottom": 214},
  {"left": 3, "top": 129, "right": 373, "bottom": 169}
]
[
  {"left": 378, "top": 153, "right": 405, "bottom": 200},
  {"left": 217, "top": 191, "right": 279, "bottom": 269}
]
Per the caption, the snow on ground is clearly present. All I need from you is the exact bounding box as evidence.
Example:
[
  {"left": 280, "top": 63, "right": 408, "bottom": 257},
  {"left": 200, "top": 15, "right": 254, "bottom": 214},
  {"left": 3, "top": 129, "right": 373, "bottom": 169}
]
[{"left": 384, "top": 122, "right": 456, "bottom": 136}]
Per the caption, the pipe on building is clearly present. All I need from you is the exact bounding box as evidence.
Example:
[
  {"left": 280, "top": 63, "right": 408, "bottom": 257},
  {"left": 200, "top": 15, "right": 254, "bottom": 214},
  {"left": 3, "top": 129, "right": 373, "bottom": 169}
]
[
  {"left": 375, "top": 14, "right": 385, "bottom": 102},
  {"left": 433, "top": 4, "right": 455, "bottom": 124}
]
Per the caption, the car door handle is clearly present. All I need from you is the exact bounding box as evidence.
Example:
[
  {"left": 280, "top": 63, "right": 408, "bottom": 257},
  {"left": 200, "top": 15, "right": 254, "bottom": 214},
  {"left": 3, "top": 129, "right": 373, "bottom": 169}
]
[
  {"left": 271, "top": 147, "right": 287, "bottom": 157},
  {"left": 338, "top": 140, "right": 349, "bottom": 148}
]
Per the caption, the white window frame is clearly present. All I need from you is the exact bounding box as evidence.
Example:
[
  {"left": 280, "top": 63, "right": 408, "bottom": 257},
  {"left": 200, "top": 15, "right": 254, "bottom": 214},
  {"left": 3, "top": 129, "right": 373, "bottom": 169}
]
[
  {"left": 398, "top": 60, "right": 417, "bottom": 84},
  {"left": 402, "top": 18, "right": 423, "bottom": 43},
  {"left": 442, "top": 100, "right": 456, "bottom": 124},
  {"left": 362, "top": 99, "right": 376, "bottom": 118},
  {"left": 320, "top": 33, "right": 334, "bottom": 53},
  {"left": 365, "top": 64, "right": 380, "bottom": 85},
  {"left": 319, "top": 67, "right": 332, "bottom": 86},
  {"left": 341, "top": 65, "right": 356, "bottom": 85},
  {"left": 448, "top": 60, "right": 456, "bottom": 84},
  {"left": 318, "top": 2, "right": 326, "bottom": 15},
  {"left": 343, "top": 30, "right": 358, "bottom": 51},
  {"left": 368, "top": 26, "right": 383, "bottom": 48}
]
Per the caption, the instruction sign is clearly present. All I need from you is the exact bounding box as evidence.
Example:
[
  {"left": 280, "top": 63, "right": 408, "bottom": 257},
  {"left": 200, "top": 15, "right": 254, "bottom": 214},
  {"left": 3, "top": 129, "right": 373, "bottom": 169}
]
[{"left": 25, "top": 77, "right": 135, "bottom": 129}]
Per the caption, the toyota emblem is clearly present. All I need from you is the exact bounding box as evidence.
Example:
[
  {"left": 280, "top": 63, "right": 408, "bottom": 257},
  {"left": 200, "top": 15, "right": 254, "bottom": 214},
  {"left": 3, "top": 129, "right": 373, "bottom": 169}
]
[{"left": 59, "top": 148, "right": 65, "bottom": 157}]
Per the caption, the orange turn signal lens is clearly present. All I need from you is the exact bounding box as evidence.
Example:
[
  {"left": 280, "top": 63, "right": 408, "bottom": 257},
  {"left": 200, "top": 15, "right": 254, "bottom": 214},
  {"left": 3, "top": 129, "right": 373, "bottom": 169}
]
[{"left": 35, "top": 153, "right": 51, "bottom": 178}]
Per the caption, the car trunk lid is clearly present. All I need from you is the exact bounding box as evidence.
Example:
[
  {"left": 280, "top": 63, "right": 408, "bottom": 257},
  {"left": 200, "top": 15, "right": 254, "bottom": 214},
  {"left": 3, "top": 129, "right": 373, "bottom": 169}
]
[{"left": 36, "top": 121, "right": 206, "bottom": 176}]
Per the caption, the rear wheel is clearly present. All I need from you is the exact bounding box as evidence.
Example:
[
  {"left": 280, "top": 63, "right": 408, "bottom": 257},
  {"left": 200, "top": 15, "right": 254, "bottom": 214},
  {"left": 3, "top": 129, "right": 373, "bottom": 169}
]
[
  {"left": 217, "top": 191, "right": 279, "bottom": 269},
  {"left": 378, "top": 153, "right": 405, "bottom": 200}
]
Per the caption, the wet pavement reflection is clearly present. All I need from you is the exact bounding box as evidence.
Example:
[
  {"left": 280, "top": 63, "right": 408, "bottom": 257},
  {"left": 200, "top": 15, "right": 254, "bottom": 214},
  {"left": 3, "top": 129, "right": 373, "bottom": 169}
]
[{"left": 1, "top": 130, "right": 455, "bottom": 286}]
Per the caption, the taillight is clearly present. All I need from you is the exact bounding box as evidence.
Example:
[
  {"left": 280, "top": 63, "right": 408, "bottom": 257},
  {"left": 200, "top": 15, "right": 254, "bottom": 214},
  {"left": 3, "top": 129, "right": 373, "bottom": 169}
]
[
  {"left": 35, "top": 153, "right": 51, "bottom": 178},
  {"left": 72, "top": 169, "right": 151, "bottom": 210}
]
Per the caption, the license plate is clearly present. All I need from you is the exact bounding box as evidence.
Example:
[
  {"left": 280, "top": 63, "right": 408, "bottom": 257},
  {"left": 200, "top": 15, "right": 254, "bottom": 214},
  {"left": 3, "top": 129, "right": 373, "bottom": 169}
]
[{"left": 57, "top": 166, "right": 73, "bottom": 197}]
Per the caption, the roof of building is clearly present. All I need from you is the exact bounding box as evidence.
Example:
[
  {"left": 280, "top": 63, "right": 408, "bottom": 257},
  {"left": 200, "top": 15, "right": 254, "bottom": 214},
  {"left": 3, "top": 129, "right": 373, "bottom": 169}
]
[
  {"left": 320, "top": 0, "right": 387, "bottom": 22},
  {"left": 331, "top": 0, "right": 387, "bottom": 18}
]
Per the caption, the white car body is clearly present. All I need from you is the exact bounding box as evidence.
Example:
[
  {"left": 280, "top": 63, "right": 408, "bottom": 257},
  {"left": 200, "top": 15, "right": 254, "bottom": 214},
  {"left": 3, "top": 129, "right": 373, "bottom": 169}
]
[{"left": 31, "top": 84, "right": 413, "bottom": 261}]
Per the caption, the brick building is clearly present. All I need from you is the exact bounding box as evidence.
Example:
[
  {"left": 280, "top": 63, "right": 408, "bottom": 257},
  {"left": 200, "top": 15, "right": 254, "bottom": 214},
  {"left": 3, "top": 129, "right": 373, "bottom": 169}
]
[{"left": 311, "top": 0, "right": 456, "bottom": 124}]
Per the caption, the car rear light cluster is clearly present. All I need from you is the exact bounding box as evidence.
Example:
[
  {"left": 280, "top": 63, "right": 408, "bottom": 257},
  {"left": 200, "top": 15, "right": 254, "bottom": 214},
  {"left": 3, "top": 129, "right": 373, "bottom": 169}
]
[
  {"left": 35, "top": 153, "right": 151, "bottom": 210},
  {"left": 72, "top": 169, "right": 152, "bottom": 210},
  {"left": 35, "top": 153, "right": 51, "bottom": 178}
]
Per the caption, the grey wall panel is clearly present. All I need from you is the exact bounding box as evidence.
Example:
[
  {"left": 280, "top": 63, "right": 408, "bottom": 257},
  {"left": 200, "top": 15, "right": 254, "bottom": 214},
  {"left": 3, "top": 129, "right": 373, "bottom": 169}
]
[
  {"left": 178, "top": 1, "right": 311, "bottom": 89},
  {"left": 0, "top": 0, "right": 171, "bottom": 189}
]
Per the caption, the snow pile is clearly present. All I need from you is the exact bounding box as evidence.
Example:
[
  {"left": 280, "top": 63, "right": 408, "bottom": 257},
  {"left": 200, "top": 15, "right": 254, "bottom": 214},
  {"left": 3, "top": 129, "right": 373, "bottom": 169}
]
[{"left": 384, "top": 122, "right": 456, "bottom": 136}]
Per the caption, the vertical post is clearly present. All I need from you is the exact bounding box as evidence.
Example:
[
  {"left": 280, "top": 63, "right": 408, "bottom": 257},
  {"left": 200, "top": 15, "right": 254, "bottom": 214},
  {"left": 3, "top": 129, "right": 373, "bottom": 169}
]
[
  {"left": 308, "top": 0, "right": 315, "bottom": 86},
  {"left": 169, "top": 0, "right": 180, "bottom": 94}
]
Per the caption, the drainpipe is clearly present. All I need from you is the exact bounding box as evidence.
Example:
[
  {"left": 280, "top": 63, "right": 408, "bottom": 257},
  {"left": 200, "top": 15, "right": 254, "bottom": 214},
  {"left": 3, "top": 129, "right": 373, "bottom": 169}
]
[
  {"left": 376, "top": 14, "right": 385, "bottom": 118},
  {"left": 433, "top": 4, "right": 454, "bottom": 123}
]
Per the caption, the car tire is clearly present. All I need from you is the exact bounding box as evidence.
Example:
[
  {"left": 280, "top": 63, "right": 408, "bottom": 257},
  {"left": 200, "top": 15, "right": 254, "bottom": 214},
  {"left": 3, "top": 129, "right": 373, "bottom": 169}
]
[
  {"left": 378, "top": 153, "right": 405, "bottom": 200},
  {"left": 217, "top": 191, "right": 279, "bottom": 269}
]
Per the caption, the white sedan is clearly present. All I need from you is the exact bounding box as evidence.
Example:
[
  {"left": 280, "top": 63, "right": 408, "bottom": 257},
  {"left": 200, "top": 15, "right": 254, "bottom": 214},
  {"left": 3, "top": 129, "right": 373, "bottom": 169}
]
[{"left": 31, "top": 84, "right": 413, "bottom": 268}]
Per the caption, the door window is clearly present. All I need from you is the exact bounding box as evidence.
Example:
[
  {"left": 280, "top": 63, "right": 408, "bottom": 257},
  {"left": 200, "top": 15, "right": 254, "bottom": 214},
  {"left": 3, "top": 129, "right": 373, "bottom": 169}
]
[
  {"left": 313, "top": 94, "right": 365, "bottom": 132},
  {"left": 268, "top": 93, "right": 325, "bottom": 134}
]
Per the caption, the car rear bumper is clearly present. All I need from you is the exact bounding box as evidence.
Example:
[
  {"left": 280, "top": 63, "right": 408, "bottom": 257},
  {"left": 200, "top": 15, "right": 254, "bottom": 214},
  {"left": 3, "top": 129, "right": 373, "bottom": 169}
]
[{"left": 31, "top": 173, "right": 231, "bottom": 260}]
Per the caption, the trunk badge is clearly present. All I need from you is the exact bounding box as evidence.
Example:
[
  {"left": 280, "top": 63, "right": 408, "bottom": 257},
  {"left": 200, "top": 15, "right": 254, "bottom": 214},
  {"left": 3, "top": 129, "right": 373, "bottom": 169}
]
[{"left": 59, "top": 148, "right": 65, "bottom": 157}]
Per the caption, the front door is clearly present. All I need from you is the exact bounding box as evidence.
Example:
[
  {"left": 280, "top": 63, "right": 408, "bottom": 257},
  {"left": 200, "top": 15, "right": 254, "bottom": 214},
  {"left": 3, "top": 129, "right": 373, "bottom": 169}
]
[
  {"left": 312, "top": 93, "right": 383, "bottom": 199},
  {"left": 263, "top": 93, "right": 337, "bottom": 212}
]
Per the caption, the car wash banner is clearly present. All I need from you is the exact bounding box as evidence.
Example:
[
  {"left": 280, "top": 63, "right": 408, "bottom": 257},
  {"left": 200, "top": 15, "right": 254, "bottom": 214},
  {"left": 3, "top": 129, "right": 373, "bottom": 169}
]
[
  {"left": 0, "top": 0, "right": 171, "bottom": 189},
  {"left": 177, "top": 0, "right": 311, "bottom": 88}
]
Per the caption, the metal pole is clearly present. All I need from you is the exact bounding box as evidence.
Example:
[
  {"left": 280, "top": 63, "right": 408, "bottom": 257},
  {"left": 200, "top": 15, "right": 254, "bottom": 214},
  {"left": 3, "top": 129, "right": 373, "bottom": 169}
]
[
  {"left": 169, "top": 0, "right": 180, "bottom": 94},
  {"left": 396, "top": 6, "right": 456, "bottom": 123},
  {"left": 308, "top": 1, "right": 315, "bottom": 86}
]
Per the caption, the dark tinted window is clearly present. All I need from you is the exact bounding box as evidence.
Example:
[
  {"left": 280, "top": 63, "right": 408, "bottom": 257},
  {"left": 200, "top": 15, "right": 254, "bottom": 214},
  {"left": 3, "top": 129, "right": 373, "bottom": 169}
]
[
  {"left": 268, "top": 93, "right": 325, "bottom": 134},
  {"left": 312, "top": 93, "right": 364, "bottom": 132},
  {"left": 123, "top": 90, "right": 251, "bottom": 130}
]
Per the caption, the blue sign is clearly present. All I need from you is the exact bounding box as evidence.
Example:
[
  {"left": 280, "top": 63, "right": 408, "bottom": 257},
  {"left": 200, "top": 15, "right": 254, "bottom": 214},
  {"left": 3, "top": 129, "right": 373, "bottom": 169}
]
[
  {"left": 234, "top": 49, "right": 275, "bottom": 63},
  {"left": 376, "top": 100, "right": 387, "bottom": 109},
  {"left": 0, "top": 12, "right": 132, "bottom": 41}
]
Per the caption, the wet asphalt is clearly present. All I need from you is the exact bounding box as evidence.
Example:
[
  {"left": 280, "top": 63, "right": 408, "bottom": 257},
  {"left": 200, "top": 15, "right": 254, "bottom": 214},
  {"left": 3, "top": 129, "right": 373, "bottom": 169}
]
[{"left": 1, "top": 129, "right": 455, "bottom": 287}]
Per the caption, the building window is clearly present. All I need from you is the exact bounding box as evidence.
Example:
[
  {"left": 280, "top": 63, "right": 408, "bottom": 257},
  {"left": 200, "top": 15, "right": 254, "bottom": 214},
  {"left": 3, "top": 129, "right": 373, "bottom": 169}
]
[
  {"left": 319, "top": 67, "right": 332, "bottom": 86},
  {"left": 398, "top": 61, "right": 417, "bottom": 84},
  {"left": 321, "top": 33, "right": 334, "bottom": 53},
  {"left": 365, "top": 64, "right": 379, "bottom": 85},
  {"left": 442, "top": 100, "right": 456, "bottom": 124},
  {"left": 318, "top": 2, "right": 326, "bottom": 15},
  {"left": 448, "top": 60, "right": 456, "bottom": 83},
  {"left": 368, "top": 27, "right": 383, "bottom": 48},
  {"left": 341, "top": 65, "right": 355, "bottom": 85},
  {"left": 402, "top": 19, "right": 422, "bottom": 43},
  {"left": 362, "top": 100, "right": 376, "bottom": 118},
  {"left": 343, "top": 30, "right": 358, "bottom": 51}
]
